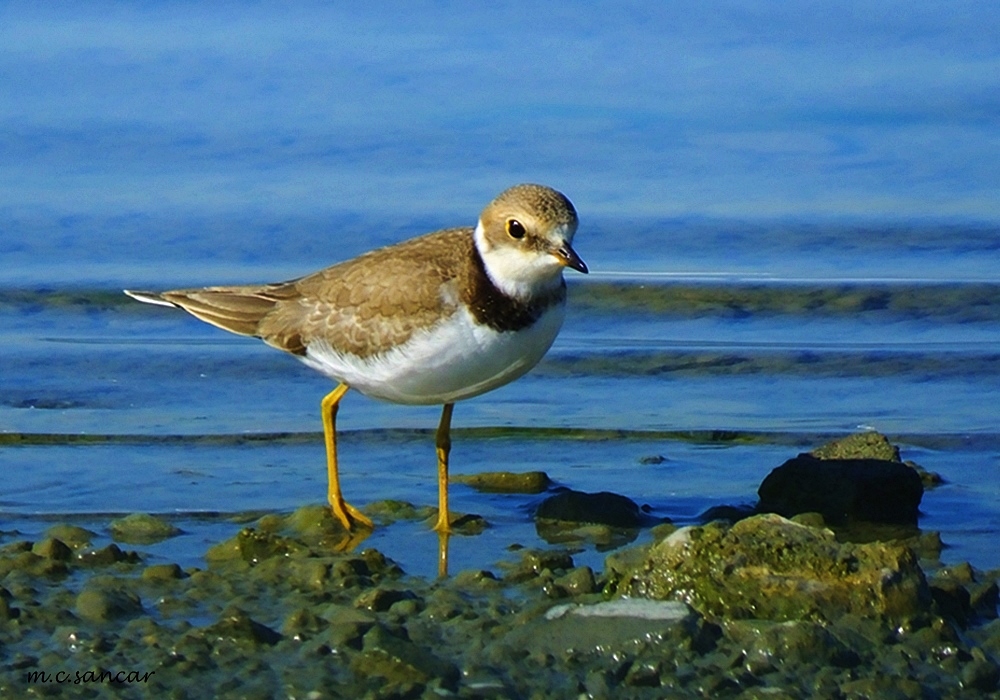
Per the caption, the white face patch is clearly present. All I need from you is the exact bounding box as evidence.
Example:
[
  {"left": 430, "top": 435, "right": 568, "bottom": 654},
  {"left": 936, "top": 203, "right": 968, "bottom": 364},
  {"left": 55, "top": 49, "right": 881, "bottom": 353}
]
[{"left": 474, "top": 221, "right": 568, "bottom": 300}]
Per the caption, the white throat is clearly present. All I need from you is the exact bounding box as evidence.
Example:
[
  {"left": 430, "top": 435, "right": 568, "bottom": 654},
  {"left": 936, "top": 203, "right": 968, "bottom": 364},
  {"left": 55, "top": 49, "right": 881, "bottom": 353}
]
[{"left": 474, "top": 221, "right": 566, "bottom": 300}]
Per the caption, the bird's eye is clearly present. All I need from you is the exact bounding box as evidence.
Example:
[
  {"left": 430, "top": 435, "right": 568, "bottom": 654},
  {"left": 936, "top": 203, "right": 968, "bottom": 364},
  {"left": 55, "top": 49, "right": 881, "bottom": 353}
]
[{"left": 506, "top": 219, "right": 526, "bottom": 239}]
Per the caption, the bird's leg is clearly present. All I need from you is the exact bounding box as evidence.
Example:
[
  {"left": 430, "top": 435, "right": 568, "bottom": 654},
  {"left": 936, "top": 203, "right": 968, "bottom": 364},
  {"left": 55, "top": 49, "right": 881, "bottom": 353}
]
[
  {"left": 322, "top": 383, "right": 373, "bottom": 531},
  {"left": 433, "top": 403, "right": 455, "bottom": 535},
  {"left": 437, "top": 529, "right": 450, "bottom": 579}
]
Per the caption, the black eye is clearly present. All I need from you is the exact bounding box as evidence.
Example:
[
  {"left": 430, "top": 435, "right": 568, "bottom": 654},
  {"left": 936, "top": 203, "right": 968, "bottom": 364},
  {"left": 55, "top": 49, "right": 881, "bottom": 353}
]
[{"left": 506, "top": 219, "right": 526, "bottom": 239}]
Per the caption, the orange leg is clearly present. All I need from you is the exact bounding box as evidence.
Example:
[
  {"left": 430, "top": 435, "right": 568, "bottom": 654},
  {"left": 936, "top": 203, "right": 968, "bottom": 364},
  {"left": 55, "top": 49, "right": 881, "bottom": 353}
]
[
  {"left": 433, "top": 403, "right": 455, "bottom": 534},
  {"left": 434, "top": 402, "right": 454, "bottom": 577},
  {"left": 322, "top": 383, "right": 373, "bottom": 531}
]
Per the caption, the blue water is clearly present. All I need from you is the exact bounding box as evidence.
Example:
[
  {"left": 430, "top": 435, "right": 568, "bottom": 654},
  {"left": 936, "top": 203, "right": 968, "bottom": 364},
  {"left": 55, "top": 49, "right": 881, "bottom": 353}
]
[{"left": 2, "top": 3, "right": 1000, "bottom": 578}]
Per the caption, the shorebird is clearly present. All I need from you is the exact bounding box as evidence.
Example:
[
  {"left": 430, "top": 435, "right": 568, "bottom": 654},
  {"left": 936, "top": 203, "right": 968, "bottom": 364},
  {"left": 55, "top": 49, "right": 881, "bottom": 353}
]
[{"left": 126, "top": 183, "right": 586, "bottom": 548}]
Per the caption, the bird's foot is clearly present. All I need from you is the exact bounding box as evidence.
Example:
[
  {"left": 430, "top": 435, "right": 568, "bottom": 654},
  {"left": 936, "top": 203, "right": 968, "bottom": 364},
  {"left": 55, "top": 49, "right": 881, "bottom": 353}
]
[{"left": 330, "top": 498, "right": 374, "bottom": 533}]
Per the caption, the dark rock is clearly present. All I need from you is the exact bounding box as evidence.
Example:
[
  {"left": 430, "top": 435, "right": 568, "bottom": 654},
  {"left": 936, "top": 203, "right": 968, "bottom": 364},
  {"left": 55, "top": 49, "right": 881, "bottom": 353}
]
[
  {"left": 204, "top": 607, "right": 281, "bottom": 646},
  {"left": 724, "top": 619, "right": 861, "bottom": 672},
  {"left": 930, "top": 578, "right": 972, "bottom": 626},
  {"left": 699, "top": 504, "right": 755, "bottom": 523},
  {"left": 970, "top": 580, "right": 999, "bottom": 619},
  {"left": 453, "top": 470, "right": 552, "bottom": 494},
  {"left": 962, "top": 658, "right": 1000, "bottom": 692},
  {"left": 77, "top": 544, "right": 141, "bottom": 567},
  {"left": 535, "top": 489, "right": 644, "bottom": 528},
  {"left": 500, "top": 549, "right": 575, "bottom": 582},
  {"left": 31, "top": 538, "right": 73, "bottom": 561},
  {"left": 75, "top": 586, "right": 143, "bottom": 623},
  {"left": 354, "top": 588, "right": 419, "bottom": 613},
  {"left": 352, "top": 624, "right": 459, "bottom": 689},
  {"left": 757, "top": 455, "right": 923, "bottom": 525},
  {"left": 811, "top": 431, "right": 944, "bottom": 488}
]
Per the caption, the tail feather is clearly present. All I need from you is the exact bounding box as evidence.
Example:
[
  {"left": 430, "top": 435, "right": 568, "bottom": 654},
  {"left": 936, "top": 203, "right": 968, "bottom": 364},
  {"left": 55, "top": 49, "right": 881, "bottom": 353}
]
[
  {"left": 123, "top": 289, "right": 178, "bottom": 309},
  {"left": 124, "top": 286, "right": 283, "bottom": 338}
]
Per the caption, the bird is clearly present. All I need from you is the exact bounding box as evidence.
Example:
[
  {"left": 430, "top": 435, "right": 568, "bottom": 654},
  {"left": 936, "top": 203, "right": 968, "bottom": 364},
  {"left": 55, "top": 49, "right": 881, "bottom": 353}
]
[{"left": 125, "top": 183, "right": 587, "bottom": 542}]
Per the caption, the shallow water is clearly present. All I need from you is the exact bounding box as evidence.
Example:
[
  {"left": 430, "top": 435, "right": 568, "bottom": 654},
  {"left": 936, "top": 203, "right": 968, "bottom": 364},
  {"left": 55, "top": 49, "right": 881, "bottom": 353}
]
[
  {"left": 3, "top": 3, "right": 1000, "bottom": 581},
  {"left": 4, "top": 255, "right": 1000, "bottom": 579}
]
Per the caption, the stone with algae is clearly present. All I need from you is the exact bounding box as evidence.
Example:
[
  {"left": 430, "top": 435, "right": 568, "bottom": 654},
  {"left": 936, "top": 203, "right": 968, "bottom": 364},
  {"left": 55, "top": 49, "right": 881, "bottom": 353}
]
[{"left": 611, "top": 513, "right": 930, "bottom": 623}]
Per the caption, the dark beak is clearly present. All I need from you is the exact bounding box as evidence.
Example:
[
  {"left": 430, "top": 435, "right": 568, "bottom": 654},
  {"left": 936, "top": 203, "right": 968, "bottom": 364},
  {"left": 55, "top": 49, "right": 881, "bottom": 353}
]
[{"left": 555, "top": 242, "right": 589, "bottom": 274}]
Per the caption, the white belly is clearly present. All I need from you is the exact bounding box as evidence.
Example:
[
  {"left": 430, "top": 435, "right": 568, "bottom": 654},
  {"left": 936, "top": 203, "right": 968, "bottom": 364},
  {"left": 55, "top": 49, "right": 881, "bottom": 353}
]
[{"left": 298, "top": 304, "right": 565, "bottom": 405}]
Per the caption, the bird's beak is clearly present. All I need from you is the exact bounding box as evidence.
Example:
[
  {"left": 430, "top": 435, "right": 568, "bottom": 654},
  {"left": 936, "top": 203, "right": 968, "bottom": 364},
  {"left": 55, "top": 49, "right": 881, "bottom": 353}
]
[{"left": 553, "top": 241, "right": 589, "bottom": 274}]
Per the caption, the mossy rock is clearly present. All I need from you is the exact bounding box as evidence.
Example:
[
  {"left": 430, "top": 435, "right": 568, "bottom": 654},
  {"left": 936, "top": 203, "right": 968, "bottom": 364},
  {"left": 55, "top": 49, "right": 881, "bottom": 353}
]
[
  {"left": 810, "top": 432, "right": 900, "bottom": 461},
  {"left": 453, "top": 471, "right": 552, "bottom": 494},
  {"left": 109, "top": 513, "right": 181, "bottom": 544},
  {"left": 612, "top": 514, "right": 931, "bottom": 623}
]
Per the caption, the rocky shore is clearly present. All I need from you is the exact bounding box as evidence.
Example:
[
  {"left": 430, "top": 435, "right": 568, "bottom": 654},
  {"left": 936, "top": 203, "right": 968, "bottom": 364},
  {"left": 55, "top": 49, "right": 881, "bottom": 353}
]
[{"left": 2, "top": 433, "right": 998, "bottom": 698}]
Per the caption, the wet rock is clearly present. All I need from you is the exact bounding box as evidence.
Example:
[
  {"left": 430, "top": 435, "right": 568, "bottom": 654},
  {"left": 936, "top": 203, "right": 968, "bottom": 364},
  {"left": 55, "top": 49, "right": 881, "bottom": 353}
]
[
  {"left": 962, "top": 658, "right": 1000, "bottom": 692},
  {"left": 553, "top": 566, "right": 597, "bottom": 596},
  {"left": 612, "top": 514, "right": 931, "bottom": 623},
  {"left": 203, "top": 606, "right": 281, "bottom": 647},
  {"left": 535, "top": 520, "right": 639, "bottom": 551},
  {"left": 351, "top": 624, "right": 459, "bottom": 689},
  {"left": 75, "top": 586, "right": 143, "bottom": 623},
  {"left": 535, "top": 489, "right": 644, "bottom": 528},
  {"left": 911, "top": 530, "right": 945, "bottom": 562},
  {"left": 493, "top": 599, "right": 713, "bottom": 664},
  {"left": 109, "top": 513, "right": 181, "bottom": 544},
  {"left": 44, "top": 524, "right": 96, "bottom": 549},
  {"left": 453, "top": 470, "right": 552, "bottom": 494},
  {"left": 810, "top": 431, "right": 901, "bottom": 461},
  {"left": 321, "top": 602, "right": 378, "bottom": 631},
  {"left": 931, "top": 564, "right": 999, "bottom": 624},
  {"left": 790, "top": 511, "right": 827, "bottom": 528},
  {"left": 76, "top": 543, "right": 141, "bottom": 567},
  {"left": 365, "top": 499, "right": 435, "bottom": 524},
  {"left": 971, "top": 579, "right": 999, "bottom": 619},
  {"left": 141, "top": 563, "right": 186, "bottom": 582},
  {"left": 427, "top": 511, "right": 489, "bottom": 535},
  {"left": 723, "top": 619, "right": 861, "bottom": 674},
  {"left": 0, "top": 548, "right": 68, "bottom": 578},
  {"left": 0, "top": 588, "right": 19, "bottom": 621},
  {"left": 451, "top": 569, "right": 502, "bottom": 591},
  {"left": 283, "top": 503, "right": 350, "bottom": 542},
  {"left": 699, "top": 504, "right": 755, "bottom": 523},
  {"left": 500, "top": 549, "right": 575, "bottom": 582},
  {"left": 205, "top": 527, "right": 308, "bottom": 566},
  {"left": 757, "top": 454, "right": 923, "bottom": 525},
  {"left": 930, "top": 578, "right": 973, "bottom": 626},
  {"left": 354, "top": 587, "right": 419, "bottom": 613},
  {"left": 811, "top": 431, "right": 943, "bottom": 487},
  {"left": 31, "top": 537, "right": 73, "bottom": 561}
]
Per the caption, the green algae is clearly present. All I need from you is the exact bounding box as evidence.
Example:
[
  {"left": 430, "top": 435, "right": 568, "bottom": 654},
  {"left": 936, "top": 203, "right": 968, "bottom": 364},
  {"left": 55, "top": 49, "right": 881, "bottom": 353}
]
[
  {"left": 612, "top": 514, "right": 931, "bottom": 624},
  {"left": 1, "top": 491, "right": 998, "bottom": 698}
]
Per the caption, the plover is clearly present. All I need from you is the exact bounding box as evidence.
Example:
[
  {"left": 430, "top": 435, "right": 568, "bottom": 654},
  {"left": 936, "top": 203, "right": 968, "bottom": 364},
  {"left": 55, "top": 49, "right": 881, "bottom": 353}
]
[{"left": 126, "top": 183, "right": 587, "bottom": 538}]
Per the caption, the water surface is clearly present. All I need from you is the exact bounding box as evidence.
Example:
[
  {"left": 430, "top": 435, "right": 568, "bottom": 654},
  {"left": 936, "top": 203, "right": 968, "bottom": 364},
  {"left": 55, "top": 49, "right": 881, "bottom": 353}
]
[{"left": 2, "top": 3, "right": 1000, "bottom": 579}]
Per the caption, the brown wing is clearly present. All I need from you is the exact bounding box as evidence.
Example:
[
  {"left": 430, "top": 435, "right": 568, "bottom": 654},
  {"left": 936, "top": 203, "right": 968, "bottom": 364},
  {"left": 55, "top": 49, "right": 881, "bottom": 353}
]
[
  {"left": 128, "top": 227, "right": 474, "bottom": 359},
  {"left": 265, "top": 227, "right": 473, "bottom": 357}
]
